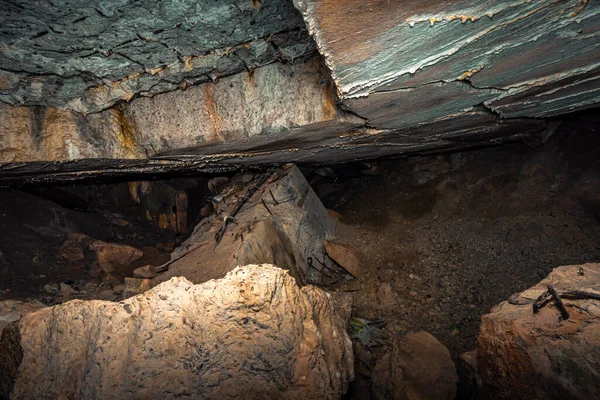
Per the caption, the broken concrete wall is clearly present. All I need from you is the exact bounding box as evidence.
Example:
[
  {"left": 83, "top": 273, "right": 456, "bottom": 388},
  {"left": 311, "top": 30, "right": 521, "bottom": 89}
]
[{"left": 0, "top": 265, "right": 354, "bottom": 399}]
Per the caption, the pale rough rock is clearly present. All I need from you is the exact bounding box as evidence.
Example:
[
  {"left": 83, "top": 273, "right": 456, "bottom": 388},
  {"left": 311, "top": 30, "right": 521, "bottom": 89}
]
[
  {"left": 478, "top": 263, "right": 600, "bottom": 400},
  {"left": 3, "top": 264, "right": 353, "bottom": 399},
  {"left": 89, "top": 240, "right": 143, "bottom": 273},
  {"left": 372, "top": 331, "right": 458, "bottom": 400}
]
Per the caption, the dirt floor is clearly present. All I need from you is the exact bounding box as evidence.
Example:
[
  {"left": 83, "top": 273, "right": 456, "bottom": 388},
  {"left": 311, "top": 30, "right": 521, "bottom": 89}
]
[{"left": 307, "top": 111, "right": 600, "bottom": 397}]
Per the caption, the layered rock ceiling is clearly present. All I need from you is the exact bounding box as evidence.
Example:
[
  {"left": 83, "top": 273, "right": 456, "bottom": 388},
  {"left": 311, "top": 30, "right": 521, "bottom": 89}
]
[{"left": 1, "top": 0, "right": 599, "bottom": 184}]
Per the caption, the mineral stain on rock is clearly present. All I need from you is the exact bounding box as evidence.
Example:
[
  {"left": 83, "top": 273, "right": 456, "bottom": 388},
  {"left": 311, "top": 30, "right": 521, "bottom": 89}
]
[{"left": 111, "top": 106, "right": 138, "bottom": 158}]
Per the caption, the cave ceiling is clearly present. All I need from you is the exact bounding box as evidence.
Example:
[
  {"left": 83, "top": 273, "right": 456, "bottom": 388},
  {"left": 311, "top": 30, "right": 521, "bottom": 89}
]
[{"left": 0, "top": 0, "right": 599, "bottom": 185}]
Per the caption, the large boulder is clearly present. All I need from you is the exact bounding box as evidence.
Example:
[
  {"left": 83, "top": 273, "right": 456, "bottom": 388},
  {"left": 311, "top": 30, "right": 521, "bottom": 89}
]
[
  {"left": 372, "top": 331, "right": 458, "bottom": 400},
  {"left": 156, "top": 165, "right": 336, "bottom": 286},
  {"left": 478, "top": 263, "right": 600, "bottom": 399},
  {"left": 0, "top": 264, "right": 353, "bottom": 399}
]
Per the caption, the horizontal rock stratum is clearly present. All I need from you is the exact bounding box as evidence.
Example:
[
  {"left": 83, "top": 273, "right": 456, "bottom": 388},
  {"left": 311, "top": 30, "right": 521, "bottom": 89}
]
[
  {"left": 0, "top": 0, "right": 599, "bottom": 184},
  {"left": 0, "top": 264, "right": 354, "bottom": 399}
]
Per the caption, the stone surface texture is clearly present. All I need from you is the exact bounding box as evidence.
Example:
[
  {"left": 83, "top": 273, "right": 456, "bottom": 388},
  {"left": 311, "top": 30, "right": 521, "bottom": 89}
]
[
  {"left": 157, "top": 165, "right": 336, "bottom": 286},
  {"left": 1, "top": 0, "right": 599, "bottom": 183},
  {"left": 371, "top": 331, "right": 458, "bottom": 400},
  {"left": 0, "top": 264, "right": 354, "bottom": 399},
  {"left": 0, "top": 0, "right": 314, "bottom": 114},
  {"left": 89, "top": 239, "right": 143, "bottom": 273},
  {"left": 477, "top": 263, "right": 600, "bottom": 400},
  {"left": 295, "top": 0, "right": 600, "bottom": 121},
  {"left": 0, "top": 56, "right": 339, "bottom": 164}
]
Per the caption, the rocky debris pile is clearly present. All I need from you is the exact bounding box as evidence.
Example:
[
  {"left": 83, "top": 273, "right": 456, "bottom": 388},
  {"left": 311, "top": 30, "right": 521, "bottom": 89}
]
[
  {"left": 0, "top": 264, "right": 354, "bottom": 399},
  {"left": 140, "top": 165, "right": 338, "bottom": 288},
  {"left": 41, "top": 280, "right": 125, "bottom": 303},
  {"left": 476, "top": 263, "right": 600, "bottom": 399},
  {"left": 371, "top": 331, "right": 458, "bottom": 400}
]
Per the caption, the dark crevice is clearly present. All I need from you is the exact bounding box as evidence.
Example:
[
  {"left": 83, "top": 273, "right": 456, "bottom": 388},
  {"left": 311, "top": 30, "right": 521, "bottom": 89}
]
[{"left": 31, "top": 31, "right": 49, "bottom": 39}]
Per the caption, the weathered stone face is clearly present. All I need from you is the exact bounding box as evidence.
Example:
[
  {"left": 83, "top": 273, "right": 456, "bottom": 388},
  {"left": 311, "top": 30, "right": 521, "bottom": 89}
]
[
  {"left": 0, "top": 265, "right": 354, "bottom": 399},
  {"left": 0, "top": 0, "right": 599, "bottom": 184},
  {"left": 477, "top": 263, "right": 600, "bottom": 399},
  {"left": 294, "top": 0, "right": 600, "bottom": 122},
  {"left": 0, "top": 56, "right": 339, "bottom": 164},
  {"left": 0, "top": 0, "right": 314, "bottom": 113}
]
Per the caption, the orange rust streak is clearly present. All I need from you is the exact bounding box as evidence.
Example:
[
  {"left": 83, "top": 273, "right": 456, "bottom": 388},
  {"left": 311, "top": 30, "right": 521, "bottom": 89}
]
[
  {"left": 203, "top": 84, "right": 223, "bottom": 142},
  {"left": 322, "top": 80, "right": 338, "bottom": 120},
  {"left": 111, "top": 106, "right": 137, "bottom": 157}
]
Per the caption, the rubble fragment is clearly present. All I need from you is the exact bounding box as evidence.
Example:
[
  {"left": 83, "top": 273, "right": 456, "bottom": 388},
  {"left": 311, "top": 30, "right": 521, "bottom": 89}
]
[
  {"left": 89, "top": 240, "right": 143, "bottom": 274},
  {"left": 323, "top": 240, "right": 361, "bottom": 278},
  {"left": 0, "top": 300, "right": 45, "bottom": 335},
  {"left": 58, "top": 233, "right": 88, "bottom": 262},
  {"left": 156, "top": 165, "right": 336, "bottom": 286},
  {"left": 372, "top": 331, "right": 458, "bottom": 400}
]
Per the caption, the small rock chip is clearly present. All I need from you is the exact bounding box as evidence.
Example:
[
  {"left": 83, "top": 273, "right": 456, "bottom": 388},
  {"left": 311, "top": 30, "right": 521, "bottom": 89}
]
[
  {"left": 323, "top": 240, "right": 361, "bottom": 278},
  {"left": 58, "top": 236, "right": 86, "bottom": 263},
  {"left": 112, "top": 284, "right": 125, "bottom": 294},
  {"left": 159, "top": 241, "right": 176, "bottom": 253},
  {"left": 110, "top": 217, "right": 129, "bottom": 227},
  {"left": 123, "top": 277, "right": 156, "bottom": 298},
  {"left": 89, "top": 240, "right": 143, "bottom": 273},
  {"left": 326, "top": 209, "right": 342, "bottom": 221},
  {"left": 133, "top": 265, "right": 157, "bottom": 279},
  {"left": 457, "top": 350, "right": 480, "bottom": 399},
  {"left": 43, "top": 283, "right": 60, "bottom": 295},
  {"left": 60, "top": 283, "right": 76, "bottom": 297},
  {"left": 372, "top": 331, "right": 458, "bottom": 400}
]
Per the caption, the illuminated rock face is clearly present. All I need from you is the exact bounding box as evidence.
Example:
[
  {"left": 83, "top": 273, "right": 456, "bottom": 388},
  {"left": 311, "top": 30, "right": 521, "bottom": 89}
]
[
  {"left": 0, "top": 0, "right": 599, "bottom": 184},
  {"left": 0, "top": 265, "right": 354, "bottom": 399}
]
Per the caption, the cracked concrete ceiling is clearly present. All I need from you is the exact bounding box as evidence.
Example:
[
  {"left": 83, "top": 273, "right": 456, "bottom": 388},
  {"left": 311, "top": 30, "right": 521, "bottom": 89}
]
[{"left": 0, "top": 0, "right": 599, "bottom": 185}]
